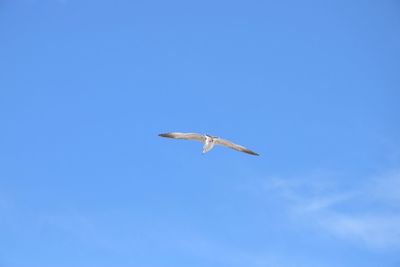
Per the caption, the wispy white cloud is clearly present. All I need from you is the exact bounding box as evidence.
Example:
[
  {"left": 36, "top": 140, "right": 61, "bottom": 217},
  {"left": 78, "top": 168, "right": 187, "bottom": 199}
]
[
  {"left": 369, "top": 171, "right": 400, "bottom": 204},
  {"left": 260, "top": 170, "right": 400, "bottom": 250},
  {"left": 174, "top": 231, "right": 333, "bottom": 267},
  {"left": 319, "top": 212, "right": 400, "bottom": 249}
]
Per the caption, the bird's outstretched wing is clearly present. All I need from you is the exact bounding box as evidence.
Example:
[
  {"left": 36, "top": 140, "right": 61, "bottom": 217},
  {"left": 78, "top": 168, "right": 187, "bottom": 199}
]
[
  {"left": 215, "top": 138, "right": 259, "bottom": 156},
  {"left": 159, "top": 132, "right": 205, "bottom": 142}
]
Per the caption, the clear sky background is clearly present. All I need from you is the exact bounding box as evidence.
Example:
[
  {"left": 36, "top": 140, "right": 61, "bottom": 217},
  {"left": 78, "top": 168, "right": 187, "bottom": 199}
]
[{"left": 1, "top": 0, "right": 400, "bottom": 266}]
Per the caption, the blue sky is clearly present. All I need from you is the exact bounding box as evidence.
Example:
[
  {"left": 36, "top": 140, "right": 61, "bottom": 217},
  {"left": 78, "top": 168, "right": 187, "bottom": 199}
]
[{"left": 1, "top": 0, "right": 400, "bottom": 266}]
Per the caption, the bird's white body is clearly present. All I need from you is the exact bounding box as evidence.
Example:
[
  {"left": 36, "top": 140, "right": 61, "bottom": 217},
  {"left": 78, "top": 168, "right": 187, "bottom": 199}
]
[{"left": 203, "top": 135, "right": 216, "bottom": 153}]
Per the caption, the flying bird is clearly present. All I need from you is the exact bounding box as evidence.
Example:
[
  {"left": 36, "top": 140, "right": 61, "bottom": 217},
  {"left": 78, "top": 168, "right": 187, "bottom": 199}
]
[{"left": 159, "top": 132, "right": 259, "bottom": 156}]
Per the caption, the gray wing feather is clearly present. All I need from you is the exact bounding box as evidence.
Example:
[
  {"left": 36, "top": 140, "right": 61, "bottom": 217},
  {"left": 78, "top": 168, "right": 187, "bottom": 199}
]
[
  {"left": 159, "top": 132, "right": 205, "bottom": 142},
  {"left": 215, "top": 138, "right": 259, "bottom": 156}
]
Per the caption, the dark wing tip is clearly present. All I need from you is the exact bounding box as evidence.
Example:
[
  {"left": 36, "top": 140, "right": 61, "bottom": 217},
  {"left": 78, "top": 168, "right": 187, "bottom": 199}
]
[
  {"left": 159, "top": 133, "right": 172, "bottom": 138},
  {"left": 243, "top": 149, "right": 260, "bottom": 156}
]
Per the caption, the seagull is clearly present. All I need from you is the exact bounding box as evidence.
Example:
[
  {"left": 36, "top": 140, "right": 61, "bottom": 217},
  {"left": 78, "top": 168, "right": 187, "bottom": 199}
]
[{"left": 159, "top": 132, "right": 259, "bottom": 156}]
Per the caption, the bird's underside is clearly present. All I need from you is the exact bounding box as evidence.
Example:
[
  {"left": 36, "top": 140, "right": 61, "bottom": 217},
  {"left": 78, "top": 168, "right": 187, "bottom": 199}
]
[{"left": 159, "top": 132, "right": 259, "bottom": 156}]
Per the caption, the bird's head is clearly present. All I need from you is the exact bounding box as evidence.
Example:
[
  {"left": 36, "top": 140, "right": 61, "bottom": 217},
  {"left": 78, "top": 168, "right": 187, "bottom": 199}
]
[{"left": 205, "top": 134, "right": 218, "bottom": 139}]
